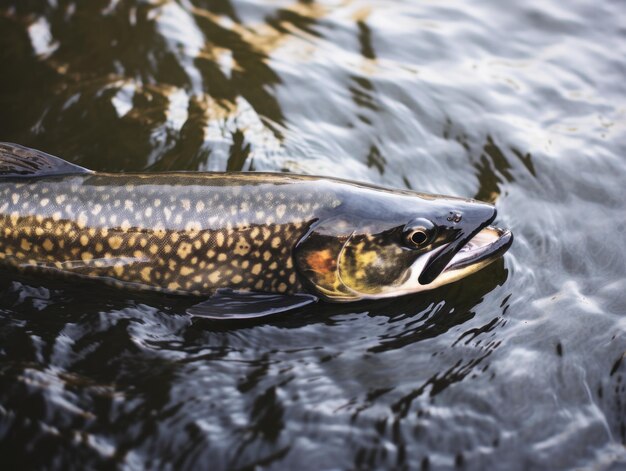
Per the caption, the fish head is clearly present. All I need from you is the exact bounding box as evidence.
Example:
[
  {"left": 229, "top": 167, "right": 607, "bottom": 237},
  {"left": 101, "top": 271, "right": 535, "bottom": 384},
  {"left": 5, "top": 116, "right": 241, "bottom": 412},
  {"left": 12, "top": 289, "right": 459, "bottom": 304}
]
[{"left": 294, "top": 189, "right": 512, "bottom": 301}]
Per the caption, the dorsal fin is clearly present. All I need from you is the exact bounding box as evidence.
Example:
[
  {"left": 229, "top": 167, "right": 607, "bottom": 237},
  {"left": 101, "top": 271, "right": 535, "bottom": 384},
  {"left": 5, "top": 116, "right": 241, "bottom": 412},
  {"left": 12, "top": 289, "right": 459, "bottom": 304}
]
[{"left": 0, "top": 142, "right": 92, "bottom": 178}]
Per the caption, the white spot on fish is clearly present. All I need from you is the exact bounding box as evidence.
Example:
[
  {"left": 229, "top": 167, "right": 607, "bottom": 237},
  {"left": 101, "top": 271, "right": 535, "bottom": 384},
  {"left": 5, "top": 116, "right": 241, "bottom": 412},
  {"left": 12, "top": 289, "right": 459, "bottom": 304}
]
[
  {"left": 276, "top": 204, "right": 286, "bottom": 218},
  {"left": 185, "top": 221, "right": 201, "bottom": 232},
  {"left": 76, "top": 213, "right": 88, "bottom": 229}
]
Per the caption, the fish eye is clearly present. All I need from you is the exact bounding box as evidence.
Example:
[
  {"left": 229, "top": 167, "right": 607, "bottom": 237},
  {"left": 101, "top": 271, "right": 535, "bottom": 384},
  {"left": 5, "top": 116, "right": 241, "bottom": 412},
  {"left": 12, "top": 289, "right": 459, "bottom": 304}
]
[
  {"left": 409, "top": 229, "right": 428, "bottom": 245},
  {"left": 402, "top": 218, "right": 436, "bottom": 249}
]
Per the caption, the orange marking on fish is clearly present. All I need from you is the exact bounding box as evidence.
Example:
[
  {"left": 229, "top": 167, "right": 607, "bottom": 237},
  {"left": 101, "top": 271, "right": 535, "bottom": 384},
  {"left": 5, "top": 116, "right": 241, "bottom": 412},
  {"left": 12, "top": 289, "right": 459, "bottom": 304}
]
[{"left": 306, "top": 249, "right": 337, "bottom": 274}]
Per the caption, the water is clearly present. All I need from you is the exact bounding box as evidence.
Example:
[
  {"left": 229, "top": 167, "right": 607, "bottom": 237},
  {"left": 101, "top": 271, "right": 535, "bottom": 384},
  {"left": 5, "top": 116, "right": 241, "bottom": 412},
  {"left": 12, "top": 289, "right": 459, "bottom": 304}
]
[{"left": 1, "top": 0, "right": 625, "bottom": 469}]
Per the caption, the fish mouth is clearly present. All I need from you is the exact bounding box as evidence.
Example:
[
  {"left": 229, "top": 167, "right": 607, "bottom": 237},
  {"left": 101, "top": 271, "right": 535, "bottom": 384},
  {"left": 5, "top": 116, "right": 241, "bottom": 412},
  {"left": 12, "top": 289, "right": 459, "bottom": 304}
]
[
  {"left": 442, "top": 226, "right": 513, "bottom": 274},
  {"left": 418, "top": 206, "right": 498, "bottom": 285},
  {"left": 343, "top": 225, "right": 512, "bottom": 299}
]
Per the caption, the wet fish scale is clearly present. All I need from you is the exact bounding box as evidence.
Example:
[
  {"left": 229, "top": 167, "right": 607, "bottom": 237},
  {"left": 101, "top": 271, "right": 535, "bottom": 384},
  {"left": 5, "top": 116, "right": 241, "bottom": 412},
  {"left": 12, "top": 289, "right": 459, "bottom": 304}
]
[
  {"left": 0, "top": 174, "right": 339, "bottom": 295},
  {"left": 0, "top": 142, "right": 512, "bottom": 311}
]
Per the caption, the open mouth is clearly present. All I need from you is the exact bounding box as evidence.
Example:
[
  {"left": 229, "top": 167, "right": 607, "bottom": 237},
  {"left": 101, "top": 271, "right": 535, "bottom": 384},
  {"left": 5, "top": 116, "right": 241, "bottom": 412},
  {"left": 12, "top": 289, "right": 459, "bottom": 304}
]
[{"left": 444, "top": 226, "right": 513, "bottom": 273}]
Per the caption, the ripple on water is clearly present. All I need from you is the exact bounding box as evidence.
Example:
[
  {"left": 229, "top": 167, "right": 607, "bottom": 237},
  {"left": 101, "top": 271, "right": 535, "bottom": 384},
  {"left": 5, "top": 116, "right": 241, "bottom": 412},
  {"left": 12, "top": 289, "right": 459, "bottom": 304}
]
[{"left": 1, "top": 0, "right": 626, "bottom": 469}]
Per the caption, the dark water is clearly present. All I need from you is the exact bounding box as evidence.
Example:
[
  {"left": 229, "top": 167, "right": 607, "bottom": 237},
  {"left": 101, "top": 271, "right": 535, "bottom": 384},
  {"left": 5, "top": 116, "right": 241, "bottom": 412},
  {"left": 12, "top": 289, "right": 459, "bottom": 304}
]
[{"left": 1, "top": 0, "right": 625, "bottom": 469}]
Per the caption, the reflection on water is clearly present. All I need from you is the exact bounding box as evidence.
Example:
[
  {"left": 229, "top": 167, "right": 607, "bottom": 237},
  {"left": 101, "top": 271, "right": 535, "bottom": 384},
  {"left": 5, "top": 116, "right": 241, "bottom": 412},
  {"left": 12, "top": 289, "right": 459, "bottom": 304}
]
[{"left": 1, "top": 0, "right": 626, "bottom": 469}]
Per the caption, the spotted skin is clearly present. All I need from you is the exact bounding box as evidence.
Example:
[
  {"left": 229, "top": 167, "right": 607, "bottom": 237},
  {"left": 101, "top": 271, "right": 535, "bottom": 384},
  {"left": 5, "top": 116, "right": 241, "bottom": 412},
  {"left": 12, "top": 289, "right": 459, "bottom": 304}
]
[
  {"left": 0, "top": 174, "right": 341, "bottom": 295},
  {"left": 0, "top": 144, "right": 510, "bottom": 303}
]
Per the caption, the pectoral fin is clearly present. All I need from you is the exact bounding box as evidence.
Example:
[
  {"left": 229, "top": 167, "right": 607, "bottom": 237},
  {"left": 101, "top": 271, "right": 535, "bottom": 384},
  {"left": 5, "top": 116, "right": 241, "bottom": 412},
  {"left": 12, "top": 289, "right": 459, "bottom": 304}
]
[{"left": 187, "top": 289, "right": 317, "bottom": 320}]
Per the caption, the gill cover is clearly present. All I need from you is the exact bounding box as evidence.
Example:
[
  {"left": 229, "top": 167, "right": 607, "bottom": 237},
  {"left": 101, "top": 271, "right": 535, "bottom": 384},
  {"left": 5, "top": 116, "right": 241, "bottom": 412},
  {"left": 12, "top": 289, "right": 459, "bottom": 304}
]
[{"left": 294, "top": 218, "right": 423, "bottom": 300}]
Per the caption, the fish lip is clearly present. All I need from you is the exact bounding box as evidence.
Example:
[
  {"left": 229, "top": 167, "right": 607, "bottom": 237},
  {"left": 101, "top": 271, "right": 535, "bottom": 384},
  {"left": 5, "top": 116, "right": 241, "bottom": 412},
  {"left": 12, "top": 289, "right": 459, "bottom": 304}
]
[
  {"left": 444, "top": 227, "right": 513, "bottom": 272},
  {"left": 418, "top": 207, "right": 497, "bottom": 285}
]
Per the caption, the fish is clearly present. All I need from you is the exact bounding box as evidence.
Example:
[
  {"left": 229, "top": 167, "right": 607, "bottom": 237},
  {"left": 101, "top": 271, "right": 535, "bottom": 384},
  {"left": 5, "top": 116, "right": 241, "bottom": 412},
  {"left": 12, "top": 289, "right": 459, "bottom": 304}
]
[{"left": 0, "top": 142, "right": 513, "bottom": 319}]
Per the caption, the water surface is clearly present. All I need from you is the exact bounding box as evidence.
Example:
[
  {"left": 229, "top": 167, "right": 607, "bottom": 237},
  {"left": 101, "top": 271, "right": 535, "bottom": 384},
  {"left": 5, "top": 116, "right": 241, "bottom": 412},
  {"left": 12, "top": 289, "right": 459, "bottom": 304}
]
[{"left": 1, "top": 0, "right": 625, "bottom": 469}]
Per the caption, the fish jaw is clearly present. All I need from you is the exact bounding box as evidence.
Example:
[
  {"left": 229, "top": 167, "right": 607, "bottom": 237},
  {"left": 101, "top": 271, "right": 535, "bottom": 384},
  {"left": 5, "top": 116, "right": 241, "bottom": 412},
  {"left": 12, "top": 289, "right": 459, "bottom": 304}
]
[
  {"left": 416, "top": 225, "right": 513, "bottom": 290},
  {"left": 362, "top": 225, "right": 513, "bottom": 298},
  {"left": 416, "top": 201, "right": 497, "bottom": 285}
]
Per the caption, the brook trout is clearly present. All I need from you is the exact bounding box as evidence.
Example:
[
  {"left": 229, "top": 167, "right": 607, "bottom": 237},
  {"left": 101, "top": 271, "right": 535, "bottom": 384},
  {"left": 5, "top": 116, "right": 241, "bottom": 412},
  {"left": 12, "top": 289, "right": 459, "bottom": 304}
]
[{"left": 0, "top": 143, "right": 512, "bottom": 319}]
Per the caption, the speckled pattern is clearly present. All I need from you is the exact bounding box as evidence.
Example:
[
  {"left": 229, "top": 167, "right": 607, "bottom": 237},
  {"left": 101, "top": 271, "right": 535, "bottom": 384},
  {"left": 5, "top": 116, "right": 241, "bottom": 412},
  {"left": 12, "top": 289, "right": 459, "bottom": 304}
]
[{"left": 0, "top": 173, "right": 341, "bottom": 295}]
